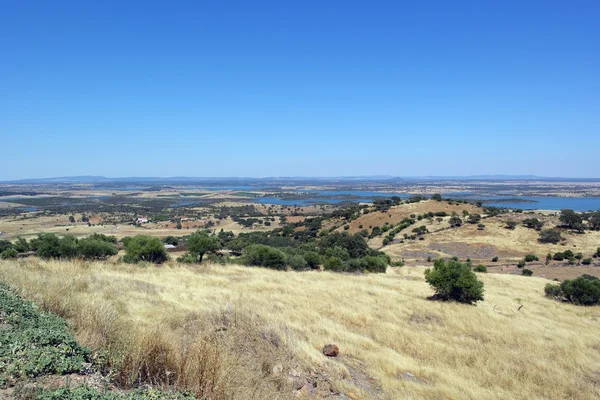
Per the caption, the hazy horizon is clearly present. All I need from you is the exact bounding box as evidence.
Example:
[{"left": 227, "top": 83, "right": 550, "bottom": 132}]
[{"left": 2, "top": 1, "right": 599, "bottom": 180}]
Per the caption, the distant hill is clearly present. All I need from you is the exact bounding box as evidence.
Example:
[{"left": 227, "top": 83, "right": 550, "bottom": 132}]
[{"left": 2, "top": 175, "right": 600, "bottom": 184}]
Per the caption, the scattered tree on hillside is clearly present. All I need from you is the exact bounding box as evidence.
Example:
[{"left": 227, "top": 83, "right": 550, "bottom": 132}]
[
  {"left": 424, "top": 258, "right": 484, "bottom": 304},
  {"left": 123, "top": 235, "right": 168, "bottom": 264},
  {"left": 522, "top": 218, "right": 544, "bottom": 231},
  {"left": 538, "top": 229, "right": 563, "bottom": 244},
  {"left": 467, "top": 214, "right": 481, "bottom": 224},
  {"left": 186, "top": 231, "right": 222, "bottom": 263},
  {"left": 545, "top": 275, "right": 600, "bottom": 305},
  {"left": 448, "top": 216, "right": 463, "bottom": 227},
  {"left": 559, "top": 209, "right": 583, "bottom": 231}
]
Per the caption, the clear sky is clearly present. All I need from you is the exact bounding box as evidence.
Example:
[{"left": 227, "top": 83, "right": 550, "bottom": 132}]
[{"left": 1, "top": 1, "right": 599, "bottom": 179}]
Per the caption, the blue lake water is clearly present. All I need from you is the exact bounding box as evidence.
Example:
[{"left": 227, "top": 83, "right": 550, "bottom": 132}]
[{"left": 444, "top": 194, "right": 600, "bottom": 211}]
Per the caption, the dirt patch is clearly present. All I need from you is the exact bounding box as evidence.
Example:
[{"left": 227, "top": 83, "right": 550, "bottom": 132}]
[{"left": 428, "top": 242, "right": 498, "bottom": 259}]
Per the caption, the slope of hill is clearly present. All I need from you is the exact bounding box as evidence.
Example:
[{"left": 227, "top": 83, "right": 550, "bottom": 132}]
[{"left": 0, "top": 259, "right": 598, "bottom": 399}]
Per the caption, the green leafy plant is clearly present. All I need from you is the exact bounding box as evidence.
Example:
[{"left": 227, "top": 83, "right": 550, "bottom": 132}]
[{"left": 424, "top": 259, "right": 484, "bottom": 304}]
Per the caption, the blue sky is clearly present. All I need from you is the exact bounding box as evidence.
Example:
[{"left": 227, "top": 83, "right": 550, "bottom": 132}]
[{"left": 1, "top": 1, "right": 599, "bottom": 179}]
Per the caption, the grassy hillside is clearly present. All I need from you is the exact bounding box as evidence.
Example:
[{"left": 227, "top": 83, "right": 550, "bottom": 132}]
[{"left": 1, "top": 259, "right": 599, "bottom": 399}]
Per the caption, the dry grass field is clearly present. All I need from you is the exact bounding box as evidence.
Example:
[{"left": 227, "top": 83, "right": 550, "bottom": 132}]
[
  {"left": 382, "top": 215, "right": 600, "bottom": 272},
  {"left": 1, "top": 259, "right": 599, "bottom": 399}
]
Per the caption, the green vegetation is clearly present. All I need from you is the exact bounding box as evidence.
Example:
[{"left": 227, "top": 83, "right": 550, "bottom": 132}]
[
  {"left": 522, "top": 268, "right": 533, "bottom": 276},
  {"left": 473, "top": 264, "right": 487, "bottom": 273},
  {"left": 424, "top": 259, "right": 484, "bottom": 304},
  {"left": 539, "top": 229, "right": 563, "bottom": 244},
  {"left": 545, "top": 275, "right": 600, "bottom": 305},
  {"left": 505, "top": 220, "right": 517, "bottom": 230},
  {"left": 559, "top": 209, "right": 584, "bottom": 232},
  {"left": 524, "top": 254, "right": 539, "bottom": 262},
  {"left": 28, "top": 386, "right": 195, "bottom": 400},
  {"left": 0, "top": 283, "right": 90, "bottom": 387},
  {"left": 122, "top": 235, "right": 168, "bottom": 264},
  {"left": 522, "top": 218, "right": 544, "bottom": 230},
  {"left": 185, "top": 231, "right": 221, "bottom": 263}
]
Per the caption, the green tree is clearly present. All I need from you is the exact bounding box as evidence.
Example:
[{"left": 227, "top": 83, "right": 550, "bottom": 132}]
[
  {"left": 588, "top": 211, "right": 600, "bottom": 230},
  {"left": 12, "top": 237, "right": 29, "bottom": 253},
  {"left": 522, "top": 218, "right": 544, "bottom": 231},
  {"left": 69, "top": 215, "right": 75, "bottom": 223},
  {"left": 123, "top": 235, "right": 168, "bottom": 264},
  {"left": 559, "top": 209, "right": 583, "bottom": 230},
  {"left": 538, "top": 229, "right": 563, "bottom": 244},
  {"left": 424, "top": 259, "right": 484, "bottom": 304},
  {"left": 304, "top": 251, "right": 322, "bottom": 269},
  {"left": 431, "top": 194, "right": 443, "bottom": 201},
  {"left": 0, "top": 248, "right": 18, "bottom": 259},
  {"left": 186, "top": 232, "right": 221, "bottom": 263},
  {"left": 467, "top": 214, "right": 481, "bottom": 224},
  {"left": 77, "top": 238, "right": 118, "bottom": 260},
  {"left": 244, "top": 244, "right": 286, "bottom": 270},
  {"left": 448, "top": 216, "right": 463, "bottom": 227}
]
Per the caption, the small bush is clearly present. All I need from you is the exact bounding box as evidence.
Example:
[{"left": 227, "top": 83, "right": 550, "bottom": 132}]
[
  {"left": 524, "top": 254, "right": 539, "bottom": 262},
  {"left": 582, "top": 258, "right": 593, "bottom": 265},
  {"left": 518, "top": 260, "right": 526, "bottom": 268},
  {"left": 122, "top": 235, "right": 169, "bottom": 264},
  {"left": 491, "top": 256, "right": 499, "bottom": 262},
  {"left": 424, "top": 259, "right": 484, "bottom": 304},
  {"left": 244, "top": 244, "right": 286, "bottom": 270},
  {"left": 323, "top": 256, "right": 344, "bottom": 272},
  {"left": 287, "top": 255, "right": 307, "bottom": 270},
  {"left": 0, "top": 248, "right": 18, "bottom": 259},
  {"left": 539, "top": 229, "right": 563, "bottom": 244},
  {"left": 522, "top": 268, "right": 533, "bottom": 276},
  {"left": 176, "top": 253, "right": 197, "bottom": 264},
  {"left": 473, "top": 264, "right": 487, "bottom": 273},
  {"left": 545, "top": 275, "right": 600, "bottom": 305}
]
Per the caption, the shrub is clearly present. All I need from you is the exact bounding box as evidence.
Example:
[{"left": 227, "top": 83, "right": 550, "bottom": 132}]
[
  {"left": 448, "top": 216, "right": 463, "bottom": 227},
  {"left": 545, "top": 283, "right": 563, "bottom": 298},
  {"left": 0, "top": 240, "right": 12, "bottom": 253},
  {"left": 363, "top": 255, "right": 388, "bottom": 273},
  {"left": 539, "top": 229, "right": 563, "bottom": 244},
  {"left": 505, "top": 220, "right": 517, "bottom": 230},
  {"left": 304, "top": 251, "right": 322, "bottom": 269},
  {"left": 323, "top": 256, "right": 344, "bottom": 272},
  {"left": 176, "top": 253, "right": 197, "bottom": 263},
  {"left": 473, "top": 264, "right": 487, "bottom": 273},
  {"left": 0, "top": 284, "right": 90, "bottom": 386},
  {"left": 424, "top": 259, "right": 484, "bottom": 304},
  {"left": 546, "top": 275, "right": 600, "bottom": 305},
  {"left": 0, "top": 248, "right": 18, "bottom": 259},
  {"left": 522, "top": 268, "right": 533, "bottom": 276},
  {"left": 288, "top": 255, "right": 307, "bottom": 270},
  {"left": 524, "top": 254, "right": 539, "bottom": 262},
  {"left": 582, "top": 258, "right": 593, "bottom": 265},
  {"left": 492, "top": 256, "right": 499, "bottom": 262},
  {"left": 467, "top": 214, "right": 481, "bottom": 224},
  {"left": 553, "top": 252, "right": 565, "bottom": 261},
  {"left": 77, "top": 238, "right": 118, "bottom": 260},
  {"left": 244, "top": 244, "right": 287, "bottom": 270},
  {"left": 122, "top": 235, "right": 169, "bottom": 264},
  {"left": 477, "top": 224, "right": 485, "bottom": 230},
  {"left": 186, "top": 232, "right": 221, "bottom": 263},
  {"left": 30, "top": 234, "right": 79, "bottom": 260},
  {"left": 518, "top": 260, "right": 526, "bottom": 268}
]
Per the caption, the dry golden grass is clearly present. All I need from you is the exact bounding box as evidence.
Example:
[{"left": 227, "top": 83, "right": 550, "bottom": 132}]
[
  {"left": 383, "top": 216, "right": 600, "bottom": 266},
  {"left": 1, "top": 259, "right": 599, "bottom": 399}
]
